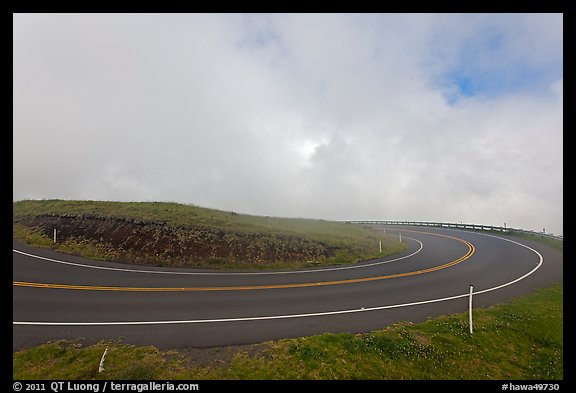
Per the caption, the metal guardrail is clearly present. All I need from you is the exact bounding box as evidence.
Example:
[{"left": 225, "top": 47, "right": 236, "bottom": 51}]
[{"left": 346, "top": 220, "right": 563, "bottom": 241}]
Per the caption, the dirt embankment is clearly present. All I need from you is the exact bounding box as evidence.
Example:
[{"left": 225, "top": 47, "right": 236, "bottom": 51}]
[{"left": 15, "top": 214, "right": 334, "bottom": 268}]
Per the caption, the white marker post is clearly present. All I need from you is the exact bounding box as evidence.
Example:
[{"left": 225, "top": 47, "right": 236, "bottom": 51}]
[
  {"left": 53, "top": 229, "right": 57, "bottom": 243},
  {"left": 399, "top": 233, "right": 402, "bottom": 243},
  {"left": 98, "top": 348, "right": 108, "bottom": 373},
  {"left": 469, "top": 285, "right": 474, "bottom": 334},
  {"left": 379, "top": 240, "right": 382, "bottom": 253}
]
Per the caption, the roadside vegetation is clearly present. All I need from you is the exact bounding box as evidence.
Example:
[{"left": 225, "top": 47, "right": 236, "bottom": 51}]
[
  {"left": 507, "top": 231, "right": 563, "bottom": 252},
  {"left": 13, "top": 200, "right": 405, "bottom": 270},
  {"left": 13, "top": 282, "right": 562, "bottom": 380}
]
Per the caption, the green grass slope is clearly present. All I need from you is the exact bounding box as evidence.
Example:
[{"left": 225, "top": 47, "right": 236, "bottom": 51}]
[{"left": 13, "top": 200, "right": 405, "bottom": 269}]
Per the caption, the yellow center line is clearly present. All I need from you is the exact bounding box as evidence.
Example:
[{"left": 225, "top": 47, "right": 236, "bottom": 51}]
[{"left": 13, "top": 230, "right": 475, "bottom": 292}]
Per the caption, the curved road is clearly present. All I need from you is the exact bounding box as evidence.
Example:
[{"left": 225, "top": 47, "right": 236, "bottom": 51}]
[{"left": 12, "top": 225, "right": 563, "bottom": 350}]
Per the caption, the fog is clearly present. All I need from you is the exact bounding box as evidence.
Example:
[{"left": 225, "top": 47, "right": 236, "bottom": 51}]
[{"left": 13, "top": 13, "right": 563, "bottom": 235}]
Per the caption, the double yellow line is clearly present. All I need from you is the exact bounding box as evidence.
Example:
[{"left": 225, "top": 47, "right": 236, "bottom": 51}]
[{"left": 13, "top": 231, "right": 475, "bottom": 292}]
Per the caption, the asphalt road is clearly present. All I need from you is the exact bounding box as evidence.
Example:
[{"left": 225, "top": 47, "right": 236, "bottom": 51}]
[{"left": 12, "top": 225, "right": 563, "bottom": 350}]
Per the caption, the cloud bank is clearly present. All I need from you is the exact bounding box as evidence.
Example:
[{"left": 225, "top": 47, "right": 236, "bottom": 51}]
[{"left": 13, "top": 13, "right": 563, "bottom": 235}]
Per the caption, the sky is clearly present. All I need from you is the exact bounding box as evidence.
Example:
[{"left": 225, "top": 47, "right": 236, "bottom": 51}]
[{"left": 13, "top": 13, "right": 563, "bottom": 235}]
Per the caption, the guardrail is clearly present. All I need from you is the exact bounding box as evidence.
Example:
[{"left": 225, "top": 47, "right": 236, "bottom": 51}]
[{"left": 346, "top": 220, "right": 563, "bottom": 241}]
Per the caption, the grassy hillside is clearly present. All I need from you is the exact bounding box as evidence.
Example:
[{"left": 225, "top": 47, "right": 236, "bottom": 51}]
[
  {"left": 13, "top": 282, "right": 563, "bottom": 380},
  {"left": 13, "top": 200, "right": 405, "bottom": 269}
]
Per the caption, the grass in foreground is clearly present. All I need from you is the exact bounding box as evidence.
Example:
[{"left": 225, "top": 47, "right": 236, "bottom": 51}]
[{"left": 13, "top": 282, "right": 562, "bottom": 380}]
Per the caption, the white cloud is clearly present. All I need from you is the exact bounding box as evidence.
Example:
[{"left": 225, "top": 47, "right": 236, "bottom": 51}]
[{"left": 13, "top": 13, "right": 563, "bottom": 235}]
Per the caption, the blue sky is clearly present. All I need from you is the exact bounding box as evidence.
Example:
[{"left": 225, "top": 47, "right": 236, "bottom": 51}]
[
  {"left": 13, "top": 13, "right": 564, "bottom": 235},
  {"left": 445, "top": 36, "right": 563, "bottom": 101}
]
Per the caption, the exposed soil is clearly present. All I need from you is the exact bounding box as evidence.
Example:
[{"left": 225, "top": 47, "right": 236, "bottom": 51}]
[
  {"left": 174, "top": 343, "right": 270, "bottom": 369},
  {"left": 15, "top": 214, "right": 334, "bottom": 268}
]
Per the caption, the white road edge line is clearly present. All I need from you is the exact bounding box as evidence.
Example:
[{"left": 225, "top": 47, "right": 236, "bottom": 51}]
[
  {"left": 12, "top": 237, "right": 422, "bottom": 276},
  {"left": 13, "top": 233, "right": 543, "bottom": 326}
]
